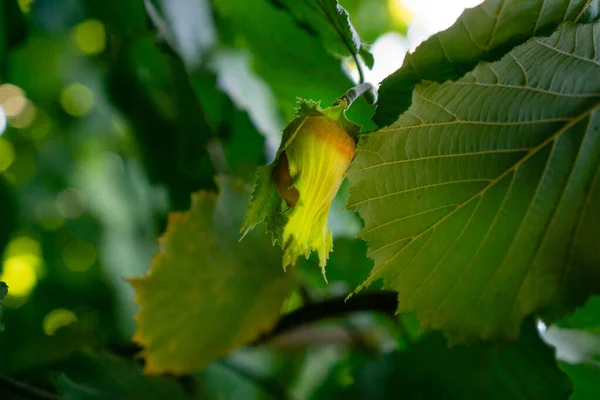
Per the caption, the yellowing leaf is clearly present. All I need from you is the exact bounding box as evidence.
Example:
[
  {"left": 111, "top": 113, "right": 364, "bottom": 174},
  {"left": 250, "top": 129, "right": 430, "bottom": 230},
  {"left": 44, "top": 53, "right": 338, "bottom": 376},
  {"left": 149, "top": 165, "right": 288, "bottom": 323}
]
[
  {"left": 130, "top": 177, "right": 292, "bottom": 374},
  {"left": 348, "top": 23, "right": 600, "bottom": 342}
]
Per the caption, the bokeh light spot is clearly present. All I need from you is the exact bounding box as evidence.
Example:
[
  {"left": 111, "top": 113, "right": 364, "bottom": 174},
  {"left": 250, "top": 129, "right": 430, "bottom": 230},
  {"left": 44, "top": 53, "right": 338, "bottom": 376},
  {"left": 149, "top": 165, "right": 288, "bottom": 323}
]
[
  {"left": 56, "top": 188, "right": 86, "bottom": 219},
  {"left": 9, "top": 100, "right": 37, "bottom": 129},
  {"left": 0, "top": 258, "right": 38, "bottom": 299},
  {"left": 0, "top": 138, "right": 16, "bottom": 172},
  {"left": 60, "top": 83, "right": 95, "bottom": 117},
  {"left": 8, "top": 148, "right": 37, "bottom": 184},
  {"left": 62, "top": 240, "right": 96, "bottom": 272},
  {"left": 17, "top": 0, "right": 35, "bottom": 13},
  {"left": 42, "top": 309, "right": 78, "bottom": 336},
  {"left": 35, "top": 199, "right": 65, "bottom": 231},
  {"left": 387, "top": 0, "right": 414, "bottom": 28},
  {"left": 73, "top": 19, "right": 106, "bottom": 56},
  {"left": 21, "top": 109, "right": 52, "bottom": 141},
  {"left": 0, "top": 84, "right": 26, "bottom": 117},
  {"left": 0, "top": 236, "right": 45, "bottom": 305}
]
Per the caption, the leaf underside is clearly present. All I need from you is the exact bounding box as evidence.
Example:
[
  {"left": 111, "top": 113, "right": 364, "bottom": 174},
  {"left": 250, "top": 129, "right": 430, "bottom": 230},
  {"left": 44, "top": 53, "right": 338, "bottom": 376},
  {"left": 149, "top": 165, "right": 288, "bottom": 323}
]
[
  {"left": 348, "top": 22, "right": 600, "bottom": 342},
  {"left": 130, "top": 177, "right": 292, "bottom": 374},
  {"left": 373, "top": 0, "right": 600, "bottom": 127},
  {"left": 271, "top": 0, "right": 365, "bottom": 60}
]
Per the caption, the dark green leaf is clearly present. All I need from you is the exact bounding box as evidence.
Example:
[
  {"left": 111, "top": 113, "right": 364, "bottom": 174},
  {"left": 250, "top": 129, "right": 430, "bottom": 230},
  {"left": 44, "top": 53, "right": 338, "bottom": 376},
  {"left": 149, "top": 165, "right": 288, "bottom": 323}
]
[
  {"left": 347, "top": 321, "right": 571, "bottom": 400},
  {"left": 373, "top": 0, "right": 600, "bottom": 127},
  {"left": 54, "top": 352, "right": 189, "bottom": 400},
  {"left": 270, "top": 0, "right": 371, "bottom": 64},
  {"left": 82, "top": 0, "right": 146, "bottom": 35},
  {"left": 0, "top": 0, "right": 27, "bottom": 70},
  {"left": 129, "top": 177, "right": 293, "bottom": 373},
  {"left": 0, "top": 282, "right": 7, "bottom": 332},
  {"left": 143, "top": 0, "right": 216, "bottom": 69},
  {"left": 212, "top": 0, "right": 376, "bottom": 130},
  {"left": 559, "top": 296, "right": 600, "bottom": 333},
  {"left": 348, "top": 22, "right": 600, "bottom": 341},
  {"left": 561, "top": 362, "right": 600, "bottom": 400}
]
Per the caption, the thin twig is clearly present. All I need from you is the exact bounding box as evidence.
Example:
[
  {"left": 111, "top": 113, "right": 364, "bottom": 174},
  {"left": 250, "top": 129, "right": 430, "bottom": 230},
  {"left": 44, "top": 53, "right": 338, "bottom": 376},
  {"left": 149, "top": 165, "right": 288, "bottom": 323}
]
[
  {"left": 0, "top": 373, "right": 62, "bottom": 400},
  {"left": 337, "top": 82, "right": 376, "bottom": 107},
  {"left": 253, "top": 291, "right": 398, "bottom": 345}
]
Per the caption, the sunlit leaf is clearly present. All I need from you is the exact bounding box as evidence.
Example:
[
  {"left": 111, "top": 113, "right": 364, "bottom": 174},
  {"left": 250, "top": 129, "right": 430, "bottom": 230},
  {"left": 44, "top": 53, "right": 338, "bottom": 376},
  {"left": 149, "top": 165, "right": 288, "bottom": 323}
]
[
  {"left": 374, "top": 0, "right": 600, "bottom": 126},
  {"left": 130, "top": 177, "right": 293, "bottom": 373},
  {"left": 348, "top": 22, "right": 600, "bottom": 341}
]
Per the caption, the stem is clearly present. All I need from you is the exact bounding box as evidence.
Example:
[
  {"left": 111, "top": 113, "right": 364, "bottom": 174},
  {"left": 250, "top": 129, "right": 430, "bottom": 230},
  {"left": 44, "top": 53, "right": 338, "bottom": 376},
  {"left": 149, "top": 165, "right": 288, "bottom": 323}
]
[
  {"left": 0, "top": 373, "right": 62, "bottom": 400},
  {"left": 352, "top": 52, "right": 365, "bottom": 84},
  {"left": 253, "top": 291, "right": 398, "bottom": 345},
  {"left": 337, "top": 82, "right": 377, "bottom": 107}
]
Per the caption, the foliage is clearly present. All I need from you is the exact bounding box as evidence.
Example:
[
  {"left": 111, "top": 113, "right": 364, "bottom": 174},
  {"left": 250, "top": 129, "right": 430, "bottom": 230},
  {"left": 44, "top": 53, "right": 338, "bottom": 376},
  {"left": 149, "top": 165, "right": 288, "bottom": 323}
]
[
  {"left": 0, "top": 282, "right": 6, "bottom": 331},
  {"left": 373, "top": 0, "right": 600, "bottom": 126},
  {"left": 348, "top": 21, "right": 600, "bottom": 342},
  {"left": 0, "top": 0, "right": 599, "bottom": 398},
  {"left": 130, "top": 177, "right": 292, "bottom": 373}
]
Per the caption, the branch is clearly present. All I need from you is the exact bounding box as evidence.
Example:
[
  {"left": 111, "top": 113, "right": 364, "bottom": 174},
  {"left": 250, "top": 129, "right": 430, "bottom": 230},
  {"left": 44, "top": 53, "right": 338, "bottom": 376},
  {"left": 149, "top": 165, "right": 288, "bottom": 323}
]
[
  {"left": 253, "top": 291, "right": 398, "bottom": 345},
  {"left": 0, "top": 373, "right": 62, "bottom": 400}
]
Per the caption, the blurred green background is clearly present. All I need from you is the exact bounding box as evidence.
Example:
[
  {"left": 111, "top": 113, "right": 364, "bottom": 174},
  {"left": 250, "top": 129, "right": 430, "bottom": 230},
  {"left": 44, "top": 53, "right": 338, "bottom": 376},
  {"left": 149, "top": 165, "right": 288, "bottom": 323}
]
[
  {"left": 2, "top": 0, "right": 598, "bottom": 399},
  {"left": 0, "top": 0, "right": 412, "bottom": 397}
]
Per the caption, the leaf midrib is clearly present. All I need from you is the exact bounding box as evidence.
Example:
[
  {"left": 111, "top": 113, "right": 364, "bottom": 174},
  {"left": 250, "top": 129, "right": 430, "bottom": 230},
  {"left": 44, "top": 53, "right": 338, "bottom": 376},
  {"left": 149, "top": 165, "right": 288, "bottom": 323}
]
[{"left": 357, "top": 102, "right": 600, "bottom": 289}]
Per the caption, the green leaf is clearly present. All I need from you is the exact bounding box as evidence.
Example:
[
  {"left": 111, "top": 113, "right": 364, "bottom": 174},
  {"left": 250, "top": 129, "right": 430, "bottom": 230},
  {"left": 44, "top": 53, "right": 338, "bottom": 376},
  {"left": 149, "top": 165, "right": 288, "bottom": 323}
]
[
  {"left": 337, "top": 0, "right": 411, "bottom": 43},
  {"left": 561, "top": 362, "right": 600, "bottom": 400},
  {"left": 270, "top": 0, "right": 372, "bottom": 65},
  {"left": 0, "top": 282, "right": 7, "bottom": 332},
  {"left": 0, "top": 0, "right": 27, "bottom": 70},
  {"left": 82, "top": 0, "right": 146, "bottom": 36},
  {"left": 296, "top": 238, "right": 377, "bottom": 292},
  {"left": 212, "top": 0, "right": 376, "bottom": 130},
  {"left": 551, "top": 295, "right": 600, "bottom": 399},
  {"left": 143, "top": 0, "right": 216, "bottom": 69},
  {"left": 54, "top": 352, "right": 189, "bottom": 400},
  {"left": 559, "top": 296, "right": 600, "bottom": 333},
  {"left": 348, "top": 22, "right": 600, "bottom": 342},
  {"left": 129, "top": 177, "right": 293, "bottom": 374},
  {"left": 373, "top": 0, "right": 600, "bottom": 127},
  {"left": 347, "top": 321, "right": 572, "bottom": 399}
]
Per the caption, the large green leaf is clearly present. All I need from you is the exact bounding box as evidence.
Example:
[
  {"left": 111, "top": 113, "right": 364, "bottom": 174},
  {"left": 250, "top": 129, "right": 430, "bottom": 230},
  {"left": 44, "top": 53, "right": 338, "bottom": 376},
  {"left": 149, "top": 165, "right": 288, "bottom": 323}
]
[
  {"left": 346, "top": 321, "right": 572, "bottom": 399},
  {"left": 270, "top": 0, "right": 373, "bottom": 68},
  {"left": 373, "top": 0, "right": 600, "bottom": 127},
  {"left": 129, "top": 177, "right": 292, "bottom": 374},
  {"left": 348, "top": 22, "right": 600, "bottom": 341}
]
